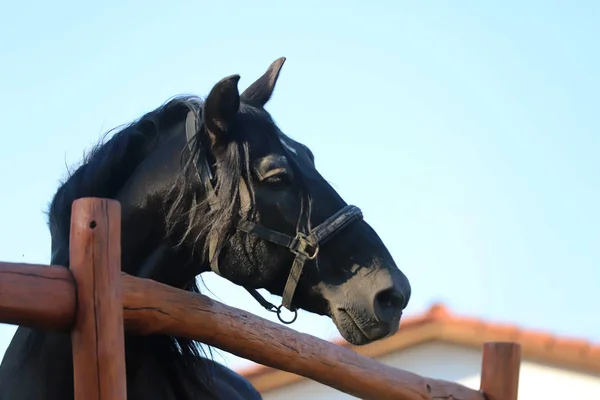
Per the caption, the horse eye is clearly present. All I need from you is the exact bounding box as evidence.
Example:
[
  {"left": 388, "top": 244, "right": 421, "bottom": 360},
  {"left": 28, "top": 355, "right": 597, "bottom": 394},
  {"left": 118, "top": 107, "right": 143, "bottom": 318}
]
[
  {"left": 266, "top": 176, "right": 289, "bottom": 185},
  {"left": 260, "top": 168, "right": 291, "bottom": 185}
]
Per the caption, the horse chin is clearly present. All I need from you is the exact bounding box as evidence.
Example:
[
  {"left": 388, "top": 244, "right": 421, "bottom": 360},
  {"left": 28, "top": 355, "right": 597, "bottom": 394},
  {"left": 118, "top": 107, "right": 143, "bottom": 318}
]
[{"left": 330, "top": 308, "right": 400, "bottom": 346}]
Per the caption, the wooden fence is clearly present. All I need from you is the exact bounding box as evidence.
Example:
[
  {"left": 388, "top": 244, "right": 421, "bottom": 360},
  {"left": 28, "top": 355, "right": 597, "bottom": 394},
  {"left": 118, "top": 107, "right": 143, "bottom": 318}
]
[{"left": 0, "top": 198, "right": 521, "bottom": 400}]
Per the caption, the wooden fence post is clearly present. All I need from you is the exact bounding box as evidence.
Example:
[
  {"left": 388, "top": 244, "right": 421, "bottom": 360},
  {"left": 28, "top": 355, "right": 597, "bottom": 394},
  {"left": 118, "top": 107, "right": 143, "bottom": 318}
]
[
  {"left": 70, "top": 198, "right": 127, "bottom": 400},
  {"left": 480, "top": 342, "right": 521, "bottom": 400}
]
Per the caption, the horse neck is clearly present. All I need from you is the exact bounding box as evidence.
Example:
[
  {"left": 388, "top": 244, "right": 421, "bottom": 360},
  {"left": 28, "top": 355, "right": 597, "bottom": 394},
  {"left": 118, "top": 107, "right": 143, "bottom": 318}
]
[
  {"left": 0, "top": 329, "right": 210, "bottom": 399},
  {"left": 0, "top": 326, "right": 74, "bottom": 399}
]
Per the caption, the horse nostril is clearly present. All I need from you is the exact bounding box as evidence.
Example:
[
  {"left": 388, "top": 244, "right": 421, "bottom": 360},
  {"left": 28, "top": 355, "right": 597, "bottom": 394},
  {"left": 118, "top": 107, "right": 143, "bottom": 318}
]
[{"left": 373, "top": 288, "right": 405, "bottom": 324}]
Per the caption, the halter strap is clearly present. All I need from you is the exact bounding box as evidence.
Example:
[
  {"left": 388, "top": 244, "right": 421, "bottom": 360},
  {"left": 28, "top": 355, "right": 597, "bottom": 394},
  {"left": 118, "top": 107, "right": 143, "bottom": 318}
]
[
  {"left": 237, "top": 205, "right": 363, "bottom": 310},
  {"left": 183, "top": 110, "right": 364, "bottom": 322}
]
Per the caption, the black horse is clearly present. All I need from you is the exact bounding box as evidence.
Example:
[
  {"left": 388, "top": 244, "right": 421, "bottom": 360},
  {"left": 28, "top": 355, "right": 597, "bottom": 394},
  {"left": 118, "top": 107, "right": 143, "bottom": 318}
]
[{"left": 0, "top": 58, "right": 411, "bottom": 399}]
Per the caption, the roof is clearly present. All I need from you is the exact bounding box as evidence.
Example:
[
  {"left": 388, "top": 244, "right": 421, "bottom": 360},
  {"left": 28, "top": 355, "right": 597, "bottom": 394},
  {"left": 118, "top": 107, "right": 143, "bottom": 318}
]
[{"left": 238, "top": 303, "right": 600, "bottom": 394}]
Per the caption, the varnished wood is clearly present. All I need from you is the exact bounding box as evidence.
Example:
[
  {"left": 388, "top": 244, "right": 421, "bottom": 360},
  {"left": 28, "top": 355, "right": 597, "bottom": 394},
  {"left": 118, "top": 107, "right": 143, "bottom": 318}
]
[
  {"left": 0, "top": 261, "right": 493, "bottom": 400},
  {"left": 121, "top": 275, "right": 485, "bottom": 400},
  {"left": 480, "top": 342, "right": 521, "bottom": 400},
  {"left": 0, "top": 262, "right": 75, "bottom": 329},
  {"left": 69, "top": 198, "right": 127, "bottom": 400}
]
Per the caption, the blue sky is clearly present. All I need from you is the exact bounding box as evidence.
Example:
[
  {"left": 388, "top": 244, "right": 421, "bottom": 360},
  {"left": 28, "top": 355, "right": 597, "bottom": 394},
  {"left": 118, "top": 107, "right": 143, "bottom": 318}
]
[{"left": 0, "top": 1, "right": 598, "bottom": 370}]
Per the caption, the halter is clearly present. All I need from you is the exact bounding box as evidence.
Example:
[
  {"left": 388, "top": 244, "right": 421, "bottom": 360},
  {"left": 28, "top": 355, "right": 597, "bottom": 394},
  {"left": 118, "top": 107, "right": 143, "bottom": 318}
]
[{"left": 185, "top": 111, "right": 363, "bottom": 324}]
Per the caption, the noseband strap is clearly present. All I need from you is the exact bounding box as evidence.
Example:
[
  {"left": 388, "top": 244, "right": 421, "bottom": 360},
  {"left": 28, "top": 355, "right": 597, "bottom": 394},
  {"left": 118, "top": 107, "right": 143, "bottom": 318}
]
[
  {"left": 237, "top": 204, "right": 363, "bottom": 311},
  {"left": 184, "top": 111, "right": 364, "bottom": 322}
]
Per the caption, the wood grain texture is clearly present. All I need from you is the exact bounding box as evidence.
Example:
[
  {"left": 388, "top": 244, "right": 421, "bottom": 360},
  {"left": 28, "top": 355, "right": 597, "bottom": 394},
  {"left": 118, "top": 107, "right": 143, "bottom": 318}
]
[
  {"left": 121, "top": 275, "right": 487, "bottom": 400},
  {"left": 480, "top": 342, "right": 521, "bottom": 400},
  {"left": 0, "top": 262, "right": 75, "bottom": 329},
  {"left": 69, "top": 198, "right": 127, "bottom": 400},
  {"left": 0, "top": 261, "right": 488, "bottom": 400}
]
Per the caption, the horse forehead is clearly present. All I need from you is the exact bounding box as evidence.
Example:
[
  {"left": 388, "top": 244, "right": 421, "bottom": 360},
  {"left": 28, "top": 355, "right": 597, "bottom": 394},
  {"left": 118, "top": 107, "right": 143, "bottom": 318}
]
[
  {"left": 277, "top": 134, "right": 323, "bottom": 182},
  {"left": 280, "top": 137, "right": 299, "bottom": 155},
  {"left": 278, "top": 133, "right": 305, "bottom": 156}
]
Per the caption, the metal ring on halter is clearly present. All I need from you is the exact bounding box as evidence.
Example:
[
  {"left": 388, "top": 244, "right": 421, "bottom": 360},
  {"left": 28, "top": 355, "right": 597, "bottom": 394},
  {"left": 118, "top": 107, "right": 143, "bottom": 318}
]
[
  {"left": 306, "top": 244, "right": 319, "bottom": 260},
  {"left": 276, "top": 305, "right": 298, "bottom": 324}
]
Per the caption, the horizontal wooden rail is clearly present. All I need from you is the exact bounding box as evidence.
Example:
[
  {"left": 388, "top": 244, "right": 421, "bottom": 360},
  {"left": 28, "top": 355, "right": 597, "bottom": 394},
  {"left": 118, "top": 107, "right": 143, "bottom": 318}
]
[{"left": 0, "top": 261, "right": 491, "bottom": 400}]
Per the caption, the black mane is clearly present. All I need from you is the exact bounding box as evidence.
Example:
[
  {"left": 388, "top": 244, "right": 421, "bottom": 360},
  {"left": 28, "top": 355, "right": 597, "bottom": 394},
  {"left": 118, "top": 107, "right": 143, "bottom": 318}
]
[
  {"left": 47, "top": 96, "right": 204, "bottom": 245},
  {"left": 47, "top": 96, "right": 293, "bottom": 265},
  {"left": 44, "top": 96, "right": 231, "bottom": 398},
  {"left": 165, "top": 103, "right": 285, "bottom": 261}
]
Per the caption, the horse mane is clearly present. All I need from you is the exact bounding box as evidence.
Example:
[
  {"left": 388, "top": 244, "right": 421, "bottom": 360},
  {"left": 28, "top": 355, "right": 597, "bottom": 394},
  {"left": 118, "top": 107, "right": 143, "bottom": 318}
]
[
  {"left": 164, "top": 102, "right": 314, "bottom": 275},
  {"left": 47, "top": 95, "right": 204, "bottom": 242},
  {"left": 43, "top": 95, "right": 230, "bottom": 398},
  {"left": 47, "top": 96, "right": 267, "bottom": 264},
  {"left": 165, "top": 103, "right": 271, "bottom": 262}
]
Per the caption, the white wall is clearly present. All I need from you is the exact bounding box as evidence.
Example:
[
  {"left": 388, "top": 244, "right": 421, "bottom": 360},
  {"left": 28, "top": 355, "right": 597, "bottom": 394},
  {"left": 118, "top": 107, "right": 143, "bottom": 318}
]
[{"left": 261, "top": 341, "right": 600, "bottom": 400}]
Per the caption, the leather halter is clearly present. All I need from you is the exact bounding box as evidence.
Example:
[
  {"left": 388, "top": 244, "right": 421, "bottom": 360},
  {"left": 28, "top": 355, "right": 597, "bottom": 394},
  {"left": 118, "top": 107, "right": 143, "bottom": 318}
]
[{"left": 184, "top": 111, "right": 363, "bottom": 323}]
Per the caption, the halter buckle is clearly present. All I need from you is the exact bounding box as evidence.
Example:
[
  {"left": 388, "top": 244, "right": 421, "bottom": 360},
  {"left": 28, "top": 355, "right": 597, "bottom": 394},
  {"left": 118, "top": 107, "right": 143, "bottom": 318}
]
[{"left": 289, "top": 232, "right": 319, "bottom": 260}]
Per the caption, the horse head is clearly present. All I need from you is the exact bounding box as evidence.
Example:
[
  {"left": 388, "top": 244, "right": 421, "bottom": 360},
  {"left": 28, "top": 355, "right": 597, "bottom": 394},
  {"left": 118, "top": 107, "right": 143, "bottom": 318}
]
[
  {"left": 155, "top": 58, "right": 410, "bottom": 344},
  {"left": 49, "top": 58, "right": 411, "bottom": 346}
]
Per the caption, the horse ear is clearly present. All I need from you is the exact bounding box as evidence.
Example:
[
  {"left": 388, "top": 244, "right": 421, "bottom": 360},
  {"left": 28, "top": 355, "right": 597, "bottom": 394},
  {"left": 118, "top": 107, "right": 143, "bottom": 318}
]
[
  {"left": 240, "top": 57, "right": 286, "bottom": 107},
  {"left": 204, "top": 74, "right": 241, "bottom": 147}
]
